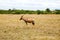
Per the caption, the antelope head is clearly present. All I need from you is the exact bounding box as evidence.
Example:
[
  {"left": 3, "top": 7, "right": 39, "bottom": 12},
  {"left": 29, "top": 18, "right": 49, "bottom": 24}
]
[{"left": 20, "top": 15, "right": 24, "bottom": 20}]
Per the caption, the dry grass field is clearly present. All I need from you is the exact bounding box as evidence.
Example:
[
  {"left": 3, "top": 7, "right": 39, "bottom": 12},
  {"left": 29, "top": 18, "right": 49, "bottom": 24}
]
[{"left": 0, "top": 14, "right": 60, "bottom": 40}]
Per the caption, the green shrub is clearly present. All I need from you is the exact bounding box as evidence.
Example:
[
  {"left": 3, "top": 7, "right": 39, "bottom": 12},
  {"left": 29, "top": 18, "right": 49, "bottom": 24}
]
[
  {"left": 0, "top": 8, "right": 60, "bottom": 14},
  {"left": 55, "top": 10, "right": 60, "bottom": 14}
]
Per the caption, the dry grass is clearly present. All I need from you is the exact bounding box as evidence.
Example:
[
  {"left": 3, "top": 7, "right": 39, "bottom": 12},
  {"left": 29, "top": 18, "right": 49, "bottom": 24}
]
[{"left": 0, "top": 14, "right": 60, "bottom": 40}]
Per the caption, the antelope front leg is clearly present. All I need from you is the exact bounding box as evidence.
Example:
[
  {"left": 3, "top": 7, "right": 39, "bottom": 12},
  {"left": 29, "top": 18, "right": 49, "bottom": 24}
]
[{"left": 25, "top": 21, "right": 27, "bottom": 25}]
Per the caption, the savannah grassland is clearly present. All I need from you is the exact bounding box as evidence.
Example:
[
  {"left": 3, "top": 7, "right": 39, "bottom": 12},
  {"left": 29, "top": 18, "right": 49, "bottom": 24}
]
[{"left": 0, "top": 14, "right": 60, "bottom": 40}]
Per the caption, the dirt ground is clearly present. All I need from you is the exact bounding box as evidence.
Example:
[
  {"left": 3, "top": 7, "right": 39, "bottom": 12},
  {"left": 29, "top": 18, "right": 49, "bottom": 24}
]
[{"left": 0, "top": 14, "right": 60, "bottom": 40}]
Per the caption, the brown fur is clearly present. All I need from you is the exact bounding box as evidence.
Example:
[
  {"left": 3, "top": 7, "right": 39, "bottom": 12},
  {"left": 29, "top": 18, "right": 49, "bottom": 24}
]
[{"left": 20, "top": 15, "right": 35, "bottom": 25}]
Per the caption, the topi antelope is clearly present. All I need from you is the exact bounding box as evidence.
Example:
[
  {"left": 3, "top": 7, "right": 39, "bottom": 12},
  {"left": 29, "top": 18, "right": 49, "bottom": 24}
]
[{"left": 20, "top": 15, "right": 35, "bottom": 25}]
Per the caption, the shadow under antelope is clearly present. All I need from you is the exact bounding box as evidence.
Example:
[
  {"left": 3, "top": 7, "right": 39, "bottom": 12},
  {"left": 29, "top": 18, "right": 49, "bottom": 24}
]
[{"left": 19, "top": 15, "right": 35, "bottom": 25}]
